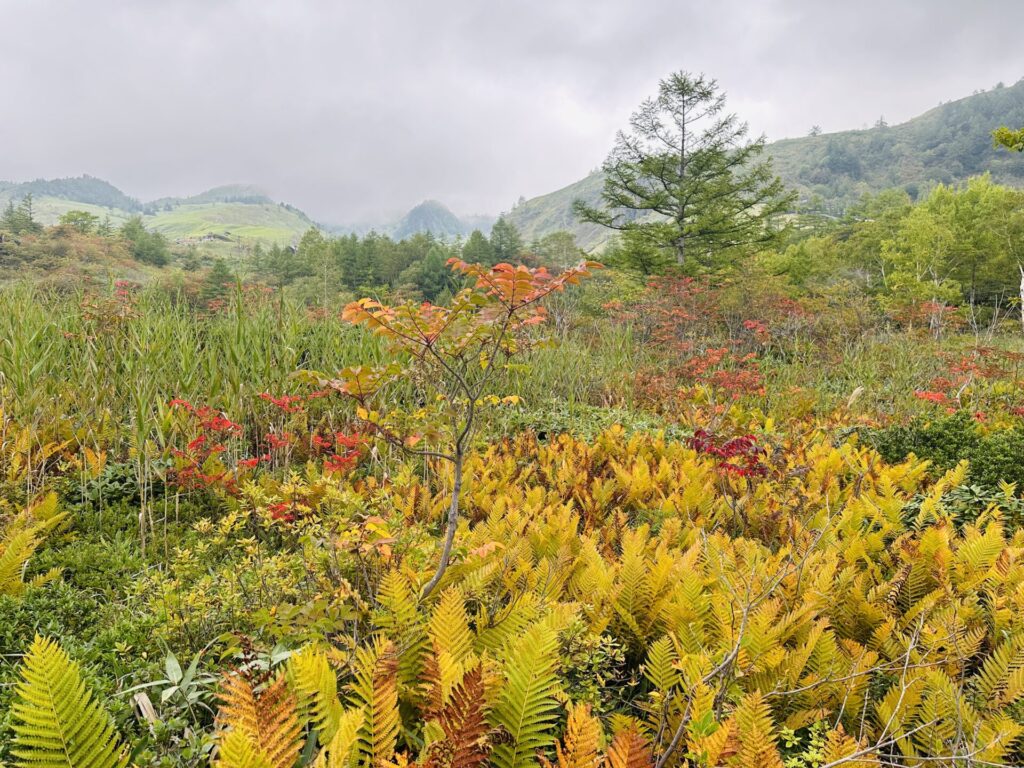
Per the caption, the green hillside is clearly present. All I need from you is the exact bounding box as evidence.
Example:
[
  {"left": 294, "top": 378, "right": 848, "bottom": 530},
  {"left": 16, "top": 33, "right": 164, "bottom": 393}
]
[
  {"left": 506, "top": 79, "right": 1024, "bottom": 251},
  {"left": 505, "top": 171, "right": 609, "bottom": 251},
  {"left": 146, "top": 202, "right": 312, "bottom": 244},
  {"left": 766, "top": 78, "right": 1024, "bottom": 208},
  {"left": 0, "top": 178, "right": 315, "bottom": 253}
]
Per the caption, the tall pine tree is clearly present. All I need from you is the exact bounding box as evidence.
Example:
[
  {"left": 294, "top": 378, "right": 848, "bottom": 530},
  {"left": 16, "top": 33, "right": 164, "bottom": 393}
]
[{"left": 574, "top": 71, "right": 794, "bottom": 272}]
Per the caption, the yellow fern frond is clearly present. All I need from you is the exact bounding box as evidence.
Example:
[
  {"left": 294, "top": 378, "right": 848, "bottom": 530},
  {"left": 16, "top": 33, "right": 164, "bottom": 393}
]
[
  {"left": 287, "top": 645, "right": 344, "bottom": 740},
  {"left": 552, "top": 702, "right": 603, "bottom": 768},
  {"left": 605, "top": 729, "right": 653, "bottom": 768},
  {"left": 728, "top": 691, "right": 783, "bottom": 768},
  {"left": 10, "top": 635, "right": 129, "bottom": 768},
  {"left": 427, "top": 587, "right": 474, "bottom": 664}
]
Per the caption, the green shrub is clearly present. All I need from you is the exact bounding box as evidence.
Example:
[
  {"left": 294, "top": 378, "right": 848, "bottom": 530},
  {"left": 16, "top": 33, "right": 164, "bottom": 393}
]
[{"left": 864, "top": 411, "right": 1024, "bottom": 492}]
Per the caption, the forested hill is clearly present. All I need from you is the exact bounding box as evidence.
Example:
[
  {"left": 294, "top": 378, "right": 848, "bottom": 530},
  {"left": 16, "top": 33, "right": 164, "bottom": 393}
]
[
  {"left": 506, "top": 78, "right": 1024, "bottom": 251},
  {"left": 0, "top": 175, "right": 143, "bottom": 211}
]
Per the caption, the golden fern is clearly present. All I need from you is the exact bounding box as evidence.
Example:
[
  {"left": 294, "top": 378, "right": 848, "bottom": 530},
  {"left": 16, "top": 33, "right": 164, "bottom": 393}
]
[
  {"left": 0, "top": 493, "right": 66, "bottom": 597},
  {"left": 605, "top": 729, "right": 653, "bottom": 768},
  {"left": 544, "top": 702, "right": 603, "bottom": 768},
  {"left": 728, "top": 691, "right": 784, "bottom": 768},
  {"left": 312, "top": 709, "right": 363, "bottom": 768},
  {"left": 215, "top": 673, "right": 303, "bottom": 768},
  {"left": 10, "top": 635, "right": 128, "bottom": 768},
  {"left": 348, "top": 637, "right": 401, "bottom": 766},
  {"left": 427, "top": 587, "right": 475, "bottom": 665},
  {"left": 820, "top": 726, "right": 875, "bottom": 767}
]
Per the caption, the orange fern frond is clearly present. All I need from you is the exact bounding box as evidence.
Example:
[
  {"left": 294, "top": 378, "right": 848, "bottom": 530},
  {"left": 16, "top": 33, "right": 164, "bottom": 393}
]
[{"left": 215, "top": 673, "right": 302, "bottom": 768}]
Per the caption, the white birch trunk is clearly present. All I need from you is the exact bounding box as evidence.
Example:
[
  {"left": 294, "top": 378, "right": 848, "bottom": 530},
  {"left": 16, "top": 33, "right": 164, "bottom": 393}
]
[{"left": 1020, "top": 264, "right": 1024, "bottom": 333}]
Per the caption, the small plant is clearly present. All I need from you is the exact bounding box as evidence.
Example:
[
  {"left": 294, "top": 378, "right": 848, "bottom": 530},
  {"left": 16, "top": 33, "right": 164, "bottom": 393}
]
[{"left": 0, "top": 492, "right": 66, "bottom": 598}]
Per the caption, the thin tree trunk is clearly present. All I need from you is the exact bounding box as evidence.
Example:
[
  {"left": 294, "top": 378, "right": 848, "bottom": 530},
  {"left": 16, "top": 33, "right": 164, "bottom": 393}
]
[
  {"left": 1019, "top": 264, "right": 1024, "bottom": 334},
  {"left": 420, "top": 450, "right": 462, "bottom": 600}
]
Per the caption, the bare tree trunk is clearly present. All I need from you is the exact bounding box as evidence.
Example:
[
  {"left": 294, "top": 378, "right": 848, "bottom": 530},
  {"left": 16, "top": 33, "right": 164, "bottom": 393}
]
[
  {"left": 420, "top": 450, "right": 462, "bottom": 600},
  {"left": 1019, "top": 264, "right": 1024, "bottom": 334}
]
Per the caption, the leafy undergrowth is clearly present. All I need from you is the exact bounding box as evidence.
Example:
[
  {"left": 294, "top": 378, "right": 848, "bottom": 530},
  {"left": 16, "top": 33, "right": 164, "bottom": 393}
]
[{"left": 5, "top": 427, "right": 1024, "bottom": 766}]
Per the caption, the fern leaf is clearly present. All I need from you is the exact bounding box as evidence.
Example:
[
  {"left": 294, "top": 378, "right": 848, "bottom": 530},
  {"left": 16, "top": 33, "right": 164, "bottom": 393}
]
[
  {"left": 489, "top": 621, "right": 561, "bottom": 768},
  {"left": 427, "top": 587, "right": 474, "bottom": 665},
  {"left": 216, "top": 673, "right": 302, "bottom": 768},
  {"left": 605, "top": 729, "right": 653, "bottom": 768},
  {"left": 642, "top": 636, "right": 678, "bottom": 694},
  {"left": 348, "top": 638, "right": 400, "bottom": 766},
  {"left": 423, "top": 664, "right": 491, "bottom": 768},
  {"left": 821, "top": 726, "right": 875, "bottom": 768},
  {"left": 728, "top": 691, "right": 783, "bottom": 768},
  {"left": 553, "top": 702, "right": 602, "bottom": 768},
  {"left": 287, "top": 645, "right": 344, "bottom": 740},
  {"left": 376, "top": 571, "right": 428, "bottom": 691},
  {"left": 312, "top": 709, "right": 363, "bottom": 768},
  {"left": 217, "top": 728, "right": 274, "bottom": 768},
  {"left": 0, "top": 494, "right": 67, "bottom": 598},
  {"left": 10, "top": 635, "right": 128, "bottom": 768}
]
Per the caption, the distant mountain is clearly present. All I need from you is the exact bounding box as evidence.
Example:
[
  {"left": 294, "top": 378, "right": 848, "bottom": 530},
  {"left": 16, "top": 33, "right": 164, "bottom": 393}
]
[
  {"left": 150, "top": 184, "right": 276, "bottom": 208},
  {"left": 393, "top": 200, "right": 467, "bottom": 239},
  {"left": 505, "top": 79, "right": 1024, "bottom": 251},
  {"left": 359, "top": 200, "right": 496, "bottom": 240}
]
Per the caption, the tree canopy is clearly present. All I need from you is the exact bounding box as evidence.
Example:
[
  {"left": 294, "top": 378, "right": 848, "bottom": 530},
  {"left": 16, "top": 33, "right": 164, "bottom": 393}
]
[{"left": 574, "top": 71, "right": 794, "bottom": 272}]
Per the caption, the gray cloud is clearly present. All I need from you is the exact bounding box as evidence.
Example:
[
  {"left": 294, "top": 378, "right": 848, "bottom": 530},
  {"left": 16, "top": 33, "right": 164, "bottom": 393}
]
[{"left": 2, "top": 0, "right": 1023, "bottom": 222}]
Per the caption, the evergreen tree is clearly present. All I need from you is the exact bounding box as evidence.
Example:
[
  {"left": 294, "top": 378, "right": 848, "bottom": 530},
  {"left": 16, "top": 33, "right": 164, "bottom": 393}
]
[
  {"left": 489, "top": 217, "right": 523, "bottom": 263},
  {"left": 297, "top": 227, "right": 337, "bottom": 306},
  {"left": 399, "top": 244, "right": 452, "bottom": 301},
  {"left": 574, "top": 71, "right": 795, "bottom": 272},
  {"left": 201, "top": 259, "right": 235, "bottom": 302},
  {"left": 0, "top": 201, "right": 17, "bottom": 232},
  {"left": 461, "top": 229, "right": 496, "bottom": 265},
  {"left": 120, "top": 215, "right": 169, "bottom": 266},
  {"left": 1, "top": 194, "right": 43, "bottom": 235}
]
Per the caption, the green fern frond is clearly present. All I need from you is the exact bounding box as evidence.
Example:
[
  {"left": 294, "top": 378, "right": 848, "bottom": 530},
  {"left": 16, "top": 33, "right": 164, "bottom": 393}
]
[
  {"left": 312, "top": 709, "right": 363, "bottom": 768},
  {"left": 489, "top": 621, "right": 562, "bottom": 768},
  {"left": 0, "top": 494, "right": 67, "bottom": 598},
  {"left": 642, "top": 636, "right": 678, "bottom": 694},
  {"left": 376, "top": 570, "right": 428, "bottom": 691},
  {"left": 287, "top": 645, "right": 344, "bottom": 741},
  {"left": 10, "top": 635, "right": 128, "bottom": 768}
]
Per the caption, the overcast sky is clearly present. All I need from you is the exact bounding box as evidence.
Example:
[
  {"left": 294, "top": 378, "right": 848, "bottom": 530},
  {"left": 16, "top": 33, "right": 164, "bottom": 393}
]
[{"left": 3, "top": 0, "right": 1024, "bottom": 223}]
